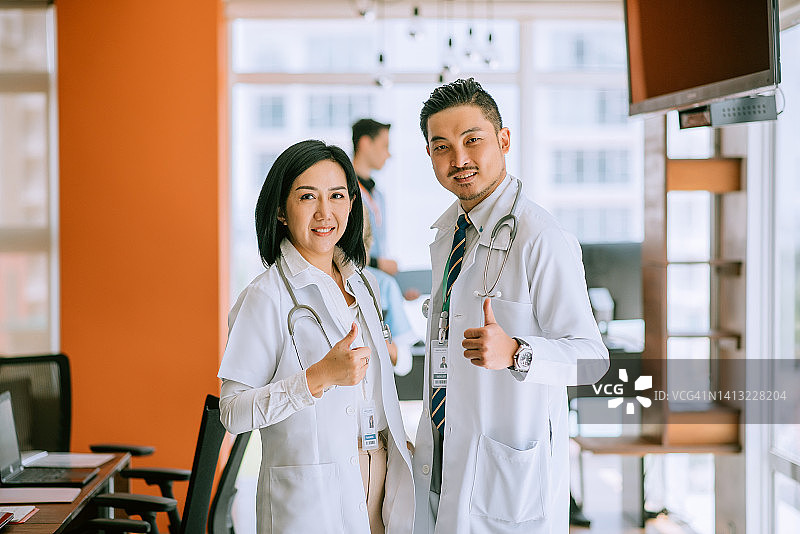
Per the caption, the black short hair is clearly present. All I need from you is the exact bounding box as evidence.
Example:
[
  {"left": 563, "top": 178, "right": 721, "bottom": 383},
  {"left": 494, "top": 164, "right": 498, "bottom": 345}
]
[
  {"left": 255, "top": 140, "right": 366, "bottom": 269},
  {"left": 352, "top": 118, "right": 391, "bottom": 154},
  {"left": 419, "top": 78, "right": 503, "bottom": 141}
]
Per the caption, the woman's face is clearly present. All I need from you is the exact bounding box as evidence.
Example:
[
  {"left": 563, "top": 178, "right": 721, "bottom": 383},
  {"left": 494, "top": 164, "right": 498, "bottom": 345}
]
[{"left": 281, "top": 159, "right": 352, "bottom": 270}]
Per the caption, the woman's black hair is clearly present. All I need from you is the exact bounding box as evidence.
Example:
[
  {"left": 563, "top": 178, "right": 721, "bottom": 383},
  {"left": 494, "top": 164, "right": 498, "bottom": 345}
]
[{"left": 255, "top": 140, "right": 366, "bottom": 269}]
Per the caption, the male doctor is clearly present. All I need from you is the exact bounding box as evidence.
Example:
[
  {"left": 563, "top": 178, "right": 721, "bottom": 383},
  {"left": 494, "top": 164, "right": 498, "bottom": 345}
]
[{"left": 412, "top": 78, "right": 609, "bottom": 534}]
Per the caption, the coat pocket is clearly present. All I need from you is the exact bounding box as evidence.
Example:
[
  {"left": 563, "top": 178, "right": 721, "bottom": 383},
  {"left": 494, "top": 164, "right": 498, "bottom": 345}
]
[
  {"left": 469, "top": 434, "right": 551, "bottom": 523},
  {"left": 269, "top": 463, "right": 344, "bottom": 533}
]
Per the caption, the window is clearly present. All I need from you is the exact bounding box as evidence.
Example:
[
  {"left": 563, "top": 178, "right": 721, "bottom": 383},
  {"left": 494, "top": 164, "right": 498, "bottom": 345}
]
[
  {"left": 547, "top": 87, "right": 629, "bottom": 126},
  {"left": 258, "top": 96, "right": 285, "bottom": 130},
  {"left": 530, "top": 19, "right": 643, "bottom": 244},
  {"left": 227, "top": 7, "right": 647, "bottom": 533},
  {"left": 532, "top": 20, "right": 627, "bottom": 71},
  {"left": 553, "top": 207, "right": 632, "bottom": 242},
  {"left": 232, "top": 18, "right": 519, "bottom": 74},
  {"left": 0, "top": 7, "right": 56, "bottom": 354},
  {"left": 553, "top": 149, "right": 630, "bottom": 184},
  {"left": 307, "top": 93, "right": 373, "bottom": 129},
  {"left": 775, "top": 472, "right": 800, "bottom": 534},
  {"left": 228, "top": 16, "right": 525, "bottom": 300},
  {"left": 772, "top": 21, "right": 800, "bottom": 534}
]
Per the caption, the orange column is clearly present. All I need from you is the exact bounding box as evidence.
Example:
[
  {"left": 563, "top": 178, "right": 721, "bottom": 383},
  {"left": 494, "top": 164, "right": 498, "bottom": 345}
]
[{"left": 56, "top": 0, "right": 228, "bottom": 505}]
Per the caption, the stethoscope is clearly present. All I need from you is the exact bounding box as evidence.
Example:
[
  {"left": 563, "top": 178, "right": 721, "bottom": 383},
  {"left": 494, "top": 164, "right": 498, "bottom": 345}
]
[
  {"left": 422, "top": 177, "right": 523, "bottom": 319},
  {"left": 474, "top": 177, "right": 522, "bottom": 299},
  {"left": 276, "top": 257, "right": 391, "bottom": 369}
]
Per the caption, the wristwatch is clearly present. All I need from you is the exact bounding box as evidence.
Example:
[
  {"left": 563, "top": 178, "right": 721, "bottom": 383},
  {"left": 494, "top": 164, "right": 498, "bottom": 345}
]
[{"left": 510, "top": 337, "right": 533, "bottom": 372}]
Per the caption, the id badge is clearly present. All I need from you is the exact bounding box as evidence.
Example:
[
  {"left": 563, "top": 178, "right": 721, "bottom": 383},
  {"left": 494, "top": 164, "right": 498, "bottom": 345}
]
[
  {"left": 359, "top": 400, "right": 379, "bottom": 451},
  {"left": 431, "top": 343, "right": 448, "bottom": 388}
]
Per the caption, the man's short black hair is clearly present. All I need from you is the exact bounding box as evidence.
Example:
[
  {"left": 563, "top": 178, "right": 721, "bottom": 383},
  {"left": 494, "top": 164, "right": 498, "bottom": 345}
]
[
  {"left": 352, "top": 118, "right": 391, "bottom": 154},
  {"left": 419, "top": 78, "right": 503, "bottom": 140},
  {"left": 255, "top": 139, "right": 366, "bottom": 268}
]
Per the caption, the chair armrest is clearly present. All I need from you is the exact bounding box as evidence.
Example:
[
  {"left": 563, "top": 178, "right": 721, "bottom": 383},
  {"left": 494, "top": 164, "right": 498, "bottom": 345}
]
[
  {"left": 90, "top": 443, "right": 156, "bottom": 457},
  {"left": 119, "top": 468, "right": 191, "bottom": 500},
  {"left": 121, "top": 467, "right": 191, "bottom": 484},
  {"left": 83, "top": 518, "right": 151, "bottom": 533},
  {"left": 93, "top": 493, "right": 177, "bottom": 514}
]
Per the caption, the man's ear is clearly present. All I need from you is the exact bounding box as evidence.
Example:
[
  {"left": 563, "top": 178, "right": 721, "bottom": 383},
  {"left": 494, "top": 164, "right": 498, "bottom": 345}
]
[
  {"left": 357, "top": 135, "right": 370, "bottom": 154},
  {"left": 498, "top": 127, "right": 511, "bottom": 155},
  {"left": 426, "top": 144, "right": 431, "bottom": 156}
]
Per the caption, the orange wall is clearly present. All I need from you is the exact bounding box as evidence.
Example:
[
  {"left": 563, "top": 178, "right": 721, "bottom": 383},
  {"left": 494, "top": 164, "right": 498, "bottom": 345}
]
[{"left": 56, "top": 0, "right": 227, "bottom": 504}]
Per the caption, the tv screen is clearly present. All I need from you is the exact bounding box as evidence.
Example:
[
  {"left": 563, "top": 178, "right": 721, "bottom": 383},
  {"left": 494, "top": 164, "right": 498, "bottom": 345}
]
[{"left": 625, "top": 0, "right": 780, "bottom": 115}]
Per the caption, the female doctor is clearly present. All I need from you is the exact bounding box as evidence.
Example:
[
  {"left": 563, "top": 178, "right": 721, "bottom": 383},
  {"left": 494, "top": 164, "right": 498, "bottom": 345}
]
[{"left": 218, "top": 140, "right": 414, "bottom": 534}]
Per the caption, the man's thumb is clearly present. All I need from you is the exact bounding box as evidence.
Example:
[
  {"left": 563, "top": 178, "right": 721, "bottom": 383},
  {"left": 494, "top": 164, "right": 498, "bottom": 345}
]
[{"left": 483, "top": 298, "right": 497, "bottom": 325}]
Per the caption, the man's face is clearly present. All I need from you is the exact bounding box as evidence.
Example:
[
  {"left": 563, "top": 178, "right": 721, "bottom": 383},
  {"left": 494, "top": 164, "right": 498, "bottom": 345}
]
[
  {"left": 425, "top": 104, "right": 510, "bottom": 211},
  {"left": 362, "top": 128, "right": 391, "bottom": 171}
]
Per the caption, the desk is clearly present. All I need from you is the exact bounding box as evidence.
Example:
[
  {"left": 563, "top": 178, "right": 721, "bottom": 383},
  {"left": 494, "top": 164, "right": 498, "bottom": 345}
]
[{"left": 4, "top": 453, "right": 131, "bottom": 534}]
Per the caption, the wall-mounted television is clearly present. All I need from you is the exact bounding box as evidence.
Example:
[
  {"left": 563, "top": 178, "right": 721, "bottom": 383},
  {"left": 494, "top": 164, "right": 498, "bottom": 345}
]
[{"left": 624, "top": 0, "right": 781, "bottom": 116}]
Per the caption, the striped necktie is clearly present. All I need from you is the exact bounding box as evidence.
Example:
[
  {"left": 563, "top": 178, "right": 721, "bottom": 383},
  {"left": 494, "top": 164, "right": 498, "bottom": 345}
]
[{"left": 431, "top": 213, "right": 471, "bottom": 435}]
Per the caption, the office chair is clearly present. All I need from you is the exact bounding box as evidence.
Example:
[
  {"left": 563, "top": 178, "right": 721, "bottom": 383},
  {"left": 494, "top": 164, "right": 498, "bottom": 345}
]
[
  {"left": 0, "top": 353, "right": 71, "bottom": 452},
  {"left": 0, "top": 354, "right": 182, "bottom": 492},
  {"left": 0, "top": 353, "right": 156, "bottom": 455},
  {"left": 86, "top": 431, "right": 253, "bottom": 534},
  {"left": 86, "top": 394, "right": 226, "bottom": 534},
  {"left": 208, "top": 431, "right": 251, "bottom": 534}
]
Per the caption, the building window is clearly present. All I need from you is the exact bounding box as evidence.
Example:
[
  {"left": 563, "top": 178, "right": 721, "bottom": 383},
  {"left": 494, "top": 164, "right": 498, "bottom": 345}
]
[
  {"left": 258, "top": 96, "right": 285, "bottom": 129},
  {"left": 307, "top": 93, "right": 373, "bottom": 129},
  {"left": 553, "top": 149, "right": 630, "bottom": 184},
  {"left": 0, "top": 7, "right": 56, "bottom": 354},
  {"left": 554, "top": 207, "right": 632, "bottom": 243},
  {"left": 530, "top": 19, "right": 643, "bottom": 245}
]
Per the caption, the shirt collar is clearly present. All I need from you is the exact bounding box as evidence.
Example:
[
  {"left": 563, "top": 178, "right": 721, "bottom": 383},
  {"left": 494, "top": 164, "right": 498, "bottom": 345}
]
[
  {"left": 357, "top": 175, "right": 376, "bottom": 193},
  {"left": 279, "top": 238, "right": 358, "bottom": 282}
]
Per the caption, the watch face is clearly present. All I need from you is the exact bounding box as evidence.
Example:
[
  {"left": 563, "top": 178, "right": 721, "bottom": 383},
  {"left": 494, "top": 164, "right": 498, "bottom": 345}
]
[{"left": 516, "top": 349, "right": 532, "bottom": 371}]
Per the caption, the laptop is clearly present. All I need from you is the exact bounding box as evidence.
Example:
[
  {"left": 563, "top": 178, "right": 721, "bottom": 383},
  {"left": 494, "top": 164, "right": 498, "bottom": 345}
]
[{"left": 0, "top": 391, "right": 99, "bottom": 487}]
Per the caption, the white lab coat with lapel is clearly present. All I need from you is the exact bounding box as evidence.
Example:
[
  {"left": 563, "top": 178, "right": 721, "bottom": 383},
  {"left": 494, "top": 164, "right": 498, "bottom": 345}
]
[
  {"left": 218, "top": 241, "right": 414, "bottom": 534},
  {"left": 412, "top": 176, "right": 609, "bottom": 534}
]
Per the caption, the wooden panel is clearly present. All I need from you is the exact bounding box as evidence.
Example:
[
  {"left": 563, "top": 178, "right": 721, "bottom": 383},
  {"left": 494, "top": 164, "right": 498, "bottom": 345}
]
[
  {"left": 57, "top": 2, "right": 226, "bottom": 525},
  {"left": 642, "top": 116, "right": 668, "bottom": 263},
  {"left": 663, "top": 422, "right": 739, "bottom": 446},
  {"left": 663, "top": 403, "right": 739, "bottom": 446},
  {"left": 666, "top": 158, "right": 742, "bottom": 192},
  {"left": 641, "top": 265, "right": 668, "bottom": 443},
  {"left": 575, "top": 436, "right": 741, "bottom": 456}
]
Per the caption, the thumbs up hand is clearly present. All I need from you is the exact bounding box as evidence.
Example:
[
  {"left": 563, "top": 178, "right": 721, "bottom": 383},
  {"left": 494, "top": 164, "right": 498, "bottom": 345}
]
[
  {"left": 462, "top": 298, "right": 519, "bottom": 370},
  {"left": 306, "top": 322, "right": 371, "bottom": 397}
]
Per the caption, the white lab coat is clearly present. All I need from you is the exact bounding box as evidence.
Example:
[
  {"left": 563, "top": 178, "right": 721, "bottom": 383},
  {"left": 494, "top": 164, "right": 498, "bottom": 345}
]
[
  {"left": 412, "top": 177, "right": 609, "bottom": 534},
  {"left": 218, "top": 241, "right": 414, "bottom": 534}
]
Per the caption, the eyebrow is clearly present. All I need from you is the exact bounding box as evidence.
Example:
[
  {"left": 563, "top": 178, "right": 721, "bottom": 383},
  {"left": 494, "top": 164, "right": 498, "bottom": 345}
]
[
  {"left": 294, "top": 185, "right": 348, "bottom": 191},
  {"left": 428, "top": 127, "right": 484, "bottom": 144}
]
